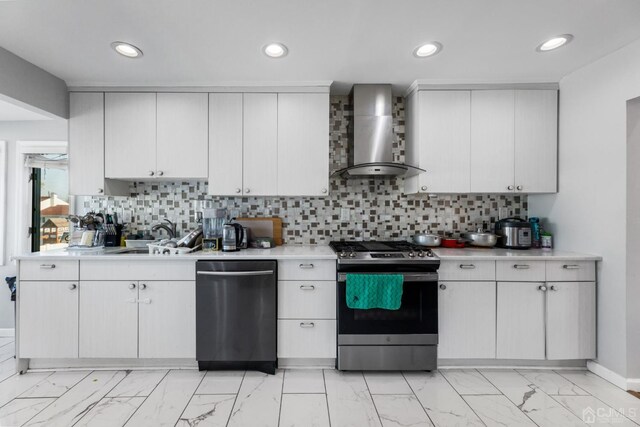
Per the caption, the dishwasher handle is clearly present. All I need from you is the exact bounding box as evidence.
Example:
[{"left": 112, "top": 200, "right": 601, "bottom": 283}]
[{"left": 197, "top": 270, "right": 274, "bottom": 277}]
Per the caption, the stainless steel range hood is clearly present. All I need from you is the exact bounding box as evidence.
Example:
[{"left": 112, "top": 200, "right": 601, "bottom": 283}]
[{"left": 333, "top": 84, "right": 424, "bottom": 178}]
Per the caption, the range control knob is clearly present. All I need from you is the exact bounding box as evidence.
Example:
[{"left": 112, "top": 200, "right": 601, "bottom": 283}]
[
  {"left": 340, "top": 251, "right": 347, "bottom": 258},
  {"left": 349, "top": 252, "right": 357, "bottom": 258},
  {"left": 408, "top": 251, "right": 415, "bottom": 258},
  {"left": 417, "top": 251, "right": 425, "bottom": 257},
  {"left": 426, "top": 250, "right": 434, "bottom": 257}
]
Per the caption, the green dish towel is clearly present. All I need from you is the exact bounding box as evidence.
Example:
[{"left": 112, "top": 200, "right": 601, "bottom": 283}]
[{"left": 346, "top": 274, "right": 404, "bottom": 310}]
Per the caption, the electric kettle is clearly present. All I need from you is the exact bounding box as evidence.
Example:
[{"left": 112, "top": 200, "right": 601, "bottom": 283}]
[{"left": 222, "top": 223, "right": 244, "bottom": 252}]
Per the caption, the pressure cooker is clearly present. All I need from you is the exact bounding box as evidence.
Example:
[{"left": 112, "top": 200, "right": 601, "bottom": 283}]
[{"left": 494, "top": 217, "right": 532, "bottom": 249}]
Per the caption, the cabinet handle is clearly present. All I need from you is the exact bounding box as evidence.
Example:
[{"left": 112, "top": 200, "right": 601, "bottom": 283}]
[
  {"left": 245, "top": 188, "right": 250, "bottom": 194},
  {"left": 513, "top": 264, "right": 530, "bottom": 269},
  {"left": 321, "top": 188, "right": 328, "bottom": 194},
  {"left": 299, "top": 285, "right": 315, "bottom": 290},
  {"left": 538, "top": 285, "right": 547, "bottom": 292},
  {"left": 68, "top": 284, "right": 77, "bottom": 290},
  {"left": 421, "top": 186, "right": 428, "bottom": 191},
  {"left": 39, "top": 264, "right": 56, "bottom": 269},
  {"left": 507, "top": 185, "right": 514, "bottom": 191},
  {"left": 299, "top": 263, "right": 314, "bottom": 269},
  {"left": 140, "top": 283, "right": 147, "bottom": 290},
  {"left": 139, "top": 298, "right": 151, "bottom": 304},
  {"left": 459, "top": 264, "right": 475, "bottom": 269},
  {"left": 549, "top": 285, "right": 558, "bottom": 291},
  {"left": 516, "top": 185, "right": 523, "bottom": 191},
  {"left": 562, "top": 264, "right": 580, "bottom": 269},
  {"left": 129, "top": 283, "right": 136, "bottom": 289},
  {"left": 157, "top": 171, "right": 164, "bottom": 177},
  {"left": 148, "top": 171, "right": 155, "bottom": 177},
  {"left": 235, "top": 188, "right": 241, "bottom": 194},
  {"left": 299, "top": 322, "right": 315, "bottom": 328},
  {"left": 98, "top": 188, "right": 104, "bottom": 194},
  {"left": 439, "top": 284, "right": 447, "bottom": 290}
]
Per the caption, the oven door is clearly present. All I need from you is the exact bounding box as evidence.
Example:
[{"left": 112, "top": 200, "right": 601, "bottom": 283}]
[{"left": 337, "top": 272, "right": 438, "bottom": 342}]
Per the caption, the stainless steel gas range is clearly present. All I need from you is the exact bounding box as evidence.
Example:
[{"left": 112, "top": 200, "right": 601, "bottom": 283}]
[{"left": 329, "top": 241, "right": 440, "bottom": 371}]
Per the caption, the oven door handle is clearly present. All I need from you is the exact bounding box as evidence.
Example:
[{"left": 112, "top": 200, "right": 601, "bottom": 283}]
[{"left": 337, "top": 272, "right": 438, "bottom": 282}]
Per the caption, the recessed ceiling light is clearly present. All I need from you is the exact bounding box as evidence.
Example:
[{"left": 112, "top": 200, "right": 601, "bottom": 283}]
[
  {"left": 111, "top": 41, "right": 143, "bottom": 58},
  {"left": 537, "top": 34, "right": 573, "bottom": 52},
  {"left": 263, "top": 43, "right": 288, "bottom": 58},
  {"left": 413, "top": 42, "right": 443, "bottom": 58}
]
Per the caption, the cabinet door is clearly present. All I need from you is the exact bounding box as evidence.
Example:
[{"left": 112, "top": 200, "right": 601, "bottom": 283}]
[
  {"left": 243, "top": 93, "right": 278, "bottom": 196},
  {"left": 79, "top": 281, "right": 138, "bottom": 358},
  {"left": 470, "top": 90, "right": 515, "bottom": 193},
  {"left": 19, "top": 281, "right": 78, "bottom": 358},
  {"left": 105, "top": 92, "right": 157, "bottom": 179},
  {"left": 438, "top": 281, "right": 496, "bottom": 359},
  {"left": 277, "top": 93, "right": 330, "bottom": 196},
  {"left": 208, "top": 93, "right": 243, "bottom": 196},
  {"left": 546, "top": 282, "right": 596, "bottom": 360},
  {"left": 514, "top": 90, "right": 558, "bottom": 193},
  {"left": 417, "top": 91, "right": 471, "bottom": 193},
  {"left": 496, "top": 282, "right": 545, "bottom": 359},
  {"left": 156, "top": 93, "right": 208, "bottom": 179},
  {"left": 139, "top": 281, "right": 195, "bottom": 358}
]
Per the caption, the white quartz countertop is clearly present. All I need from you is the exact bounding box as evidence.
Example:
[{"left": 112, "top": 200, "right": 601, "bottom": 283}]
[
  {"left": 13, "top": 245, "right": 338, "bottom": 261},
  {"left": 432, "top": 247, "right": 602, "bottom": 261}
]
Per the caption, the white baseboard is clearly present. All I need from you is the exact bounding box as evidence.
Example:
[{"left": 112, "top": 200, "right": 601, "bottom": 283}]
[
  {"left": 587, "top": 360, "right": 628, "bottom": 390},
  {"left": 626, "top": 378, "right": 640, "bottom": 392},
  {"left": 0, "top": 329, "right": 15, "bottom": 337}
]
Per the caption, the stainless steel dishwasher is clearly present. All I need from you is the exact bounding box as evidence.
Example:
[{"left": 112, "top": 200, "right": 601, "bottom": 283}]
[{"left": 196, "top": 260, "right": 277, "bottom": 374}]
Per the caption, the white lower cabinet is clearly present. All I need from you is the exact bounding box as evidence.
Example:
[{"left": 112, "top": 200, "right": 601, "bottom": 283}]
[
  {"left": 438, "top": 281, "right": 496, "bottom": 359},
  {"left": 546, "top": 282, "right": 596, "bottom": 360},
  {"left": 79, "top": 281, "right": 138, "bottom": 358},
  {"left": 138, "top": 281, "right": 196, "bottom": 358},
  {"left": 496, "top": 282, "right": 546, "bottom": 359},
  {"left": 277, "top": 320, "right": 336, "bottom": 358},
  {"left": 19, "top": 281, "right": 79, "bottom": 358}
]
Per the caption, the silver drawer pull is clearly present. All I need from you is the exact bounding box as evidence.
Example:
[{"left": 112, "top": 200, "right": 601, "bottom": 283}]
[
  {"left": 549, "top": 285, "right": 558, "bottom": 291},
  {"left": 513, "top": 264, "right": 530, "bottom": 269},
  {"left": 538, "top": 285, "right": 547, "bottom": 292},
  {"left": 40, "top": 264, "right": 56, "bottom": 269},
  {"left": 299, "top": 263, "right": 314, "bottom": 269},
  {"left": 299, "top": 322, "right": 315, "bottom": 328},
  {"left": 459, "top": 264, "right": 475, "bottom": 269},
  {"left": 299, "top": 285, "right": 315, "bottom": 290},
  {"left": 563, "top": 264, "right": 580, "bottom": 269}
]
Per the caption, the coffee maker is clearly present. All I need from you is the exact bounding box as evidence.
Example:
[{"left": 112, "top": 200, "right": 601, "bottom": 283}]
[{"left": 202, "top": 208, "right": 227, "bottom": 252}]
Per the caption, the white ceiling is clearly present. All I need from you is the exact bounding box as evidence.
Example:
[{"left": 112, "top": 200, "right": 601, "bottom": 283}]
[
  {"left": 1, "top": 0, "right": 640, "bottom": 94},
  {"left": 0, "top": 98, "right": 52, "bottom": 121}
]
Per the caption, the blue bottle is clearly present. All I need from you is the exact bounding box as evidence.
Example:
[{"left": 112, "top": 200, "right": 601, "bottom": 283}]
[{"left": 529, "top": 217, "right": 541, "bottom": 248}]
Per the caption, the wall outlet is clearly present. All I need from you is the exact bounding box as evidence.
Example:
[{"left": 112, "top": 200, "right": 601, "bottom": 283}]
[{"left": 340, "top": 208, "right": 350, "bottom": 222}]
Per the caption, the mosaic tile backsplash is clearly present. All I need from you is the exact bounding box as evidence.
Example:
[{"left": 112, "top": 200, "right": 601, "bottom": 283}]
[{"left": 82, "top": 96, "right": 527, "bottom": 244}]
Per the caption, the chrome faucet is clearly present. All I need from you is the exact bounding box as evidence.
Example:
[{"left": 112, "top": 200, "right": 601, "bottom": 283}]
[{"left": 151, "top": 218, "right": 177, "bottom": 239}]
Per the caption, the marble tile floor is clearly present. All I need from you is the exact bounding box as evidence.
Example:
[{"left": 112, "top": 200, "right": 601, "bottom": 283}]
[{"left": 0, "top": 342, "right": 638, "bottom": 426}]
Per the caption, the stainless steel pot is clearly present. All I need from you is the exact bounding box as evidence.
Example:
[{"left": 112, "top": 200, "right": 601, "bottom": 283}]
[
  {"left": 461, "top": 229, "right": 498, "bottom": 247},
  {"left": 412, "top": 233, "right": 442, "bottom": 247}
]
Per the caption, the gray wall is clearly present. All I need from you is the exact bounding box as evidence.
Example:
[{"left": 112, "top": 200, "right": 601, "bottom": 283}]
[
  {"left": 0, "top": 120, "right": 68, "bottom": 330},
  {"left": 0, "top": 46, "right": 68, "bottom": 119}
]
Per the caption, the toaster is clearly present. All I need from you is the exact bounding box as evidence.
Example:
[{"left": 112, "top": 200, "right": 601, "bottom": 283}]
[{"left": 494, "top": 218, "right": 532, "bottom": 249}]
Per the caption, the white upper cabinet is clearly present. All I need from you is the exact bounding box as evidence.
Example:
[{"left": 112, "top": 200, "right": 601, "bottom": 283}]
[
  {"left": 470, "top": 90, "right": 515, "bottom": 193},
  {"left": 514, "top": 90, "right": 558, "bottom": 193},
  {"left": 208, "top": 93, "right": 244, "bottom": 196},
  {"left": 277, "top": 93, "right": 330, "bottom": 196},
  {"left": 405, "top": 86, "right": 558, "bottom": 194},
  {"left": 69, "top": 92, "right": 128, "bottom": 196},
  {"left": 105, "top": 92, "right": 157, "bottom": 179},
  {"left": 408, "top": 91, "right": 471, "bottom": 194},
  {"left": 243, "top": 93, "right": 278, "bottom": 196},
  {"left": 156, "top": 93, "right": 208, "bottom": 179},
  {"left": 105, "top": 92, "right": 208, "bottom": 180}
]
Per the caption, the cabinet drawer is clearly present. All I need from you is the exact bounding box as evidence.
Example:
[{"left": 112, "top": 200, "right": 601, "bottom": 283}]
[
  {"left": 278, "top": 260, "right": 336, "bottom": 281},
  {"left": 438, "top": 261, "right": 495, "bottom": 281},
  {"left": 496, "top": 260, "right": 545, "bottom": 281},
  {"left": 277, "top": 319, "right": 336, "bottom": 358},
  {"left": 80, "top": 260, "right": 195, "bottom": 281},
  {"left": 546, "top": 261, "right": 595, "bottom": 282},
  {"left": 278, "top": 281, "right": 336, "bottom": 319},
  {"left": 20, "top": 260, "right": 79, "bottom": 281}
]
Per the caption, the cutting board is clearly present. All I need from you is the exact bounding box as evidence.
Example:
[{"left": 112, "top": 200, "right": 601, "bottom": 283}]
[{"left": 236, "top": 217, "right": 283, "bottom": 246}]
